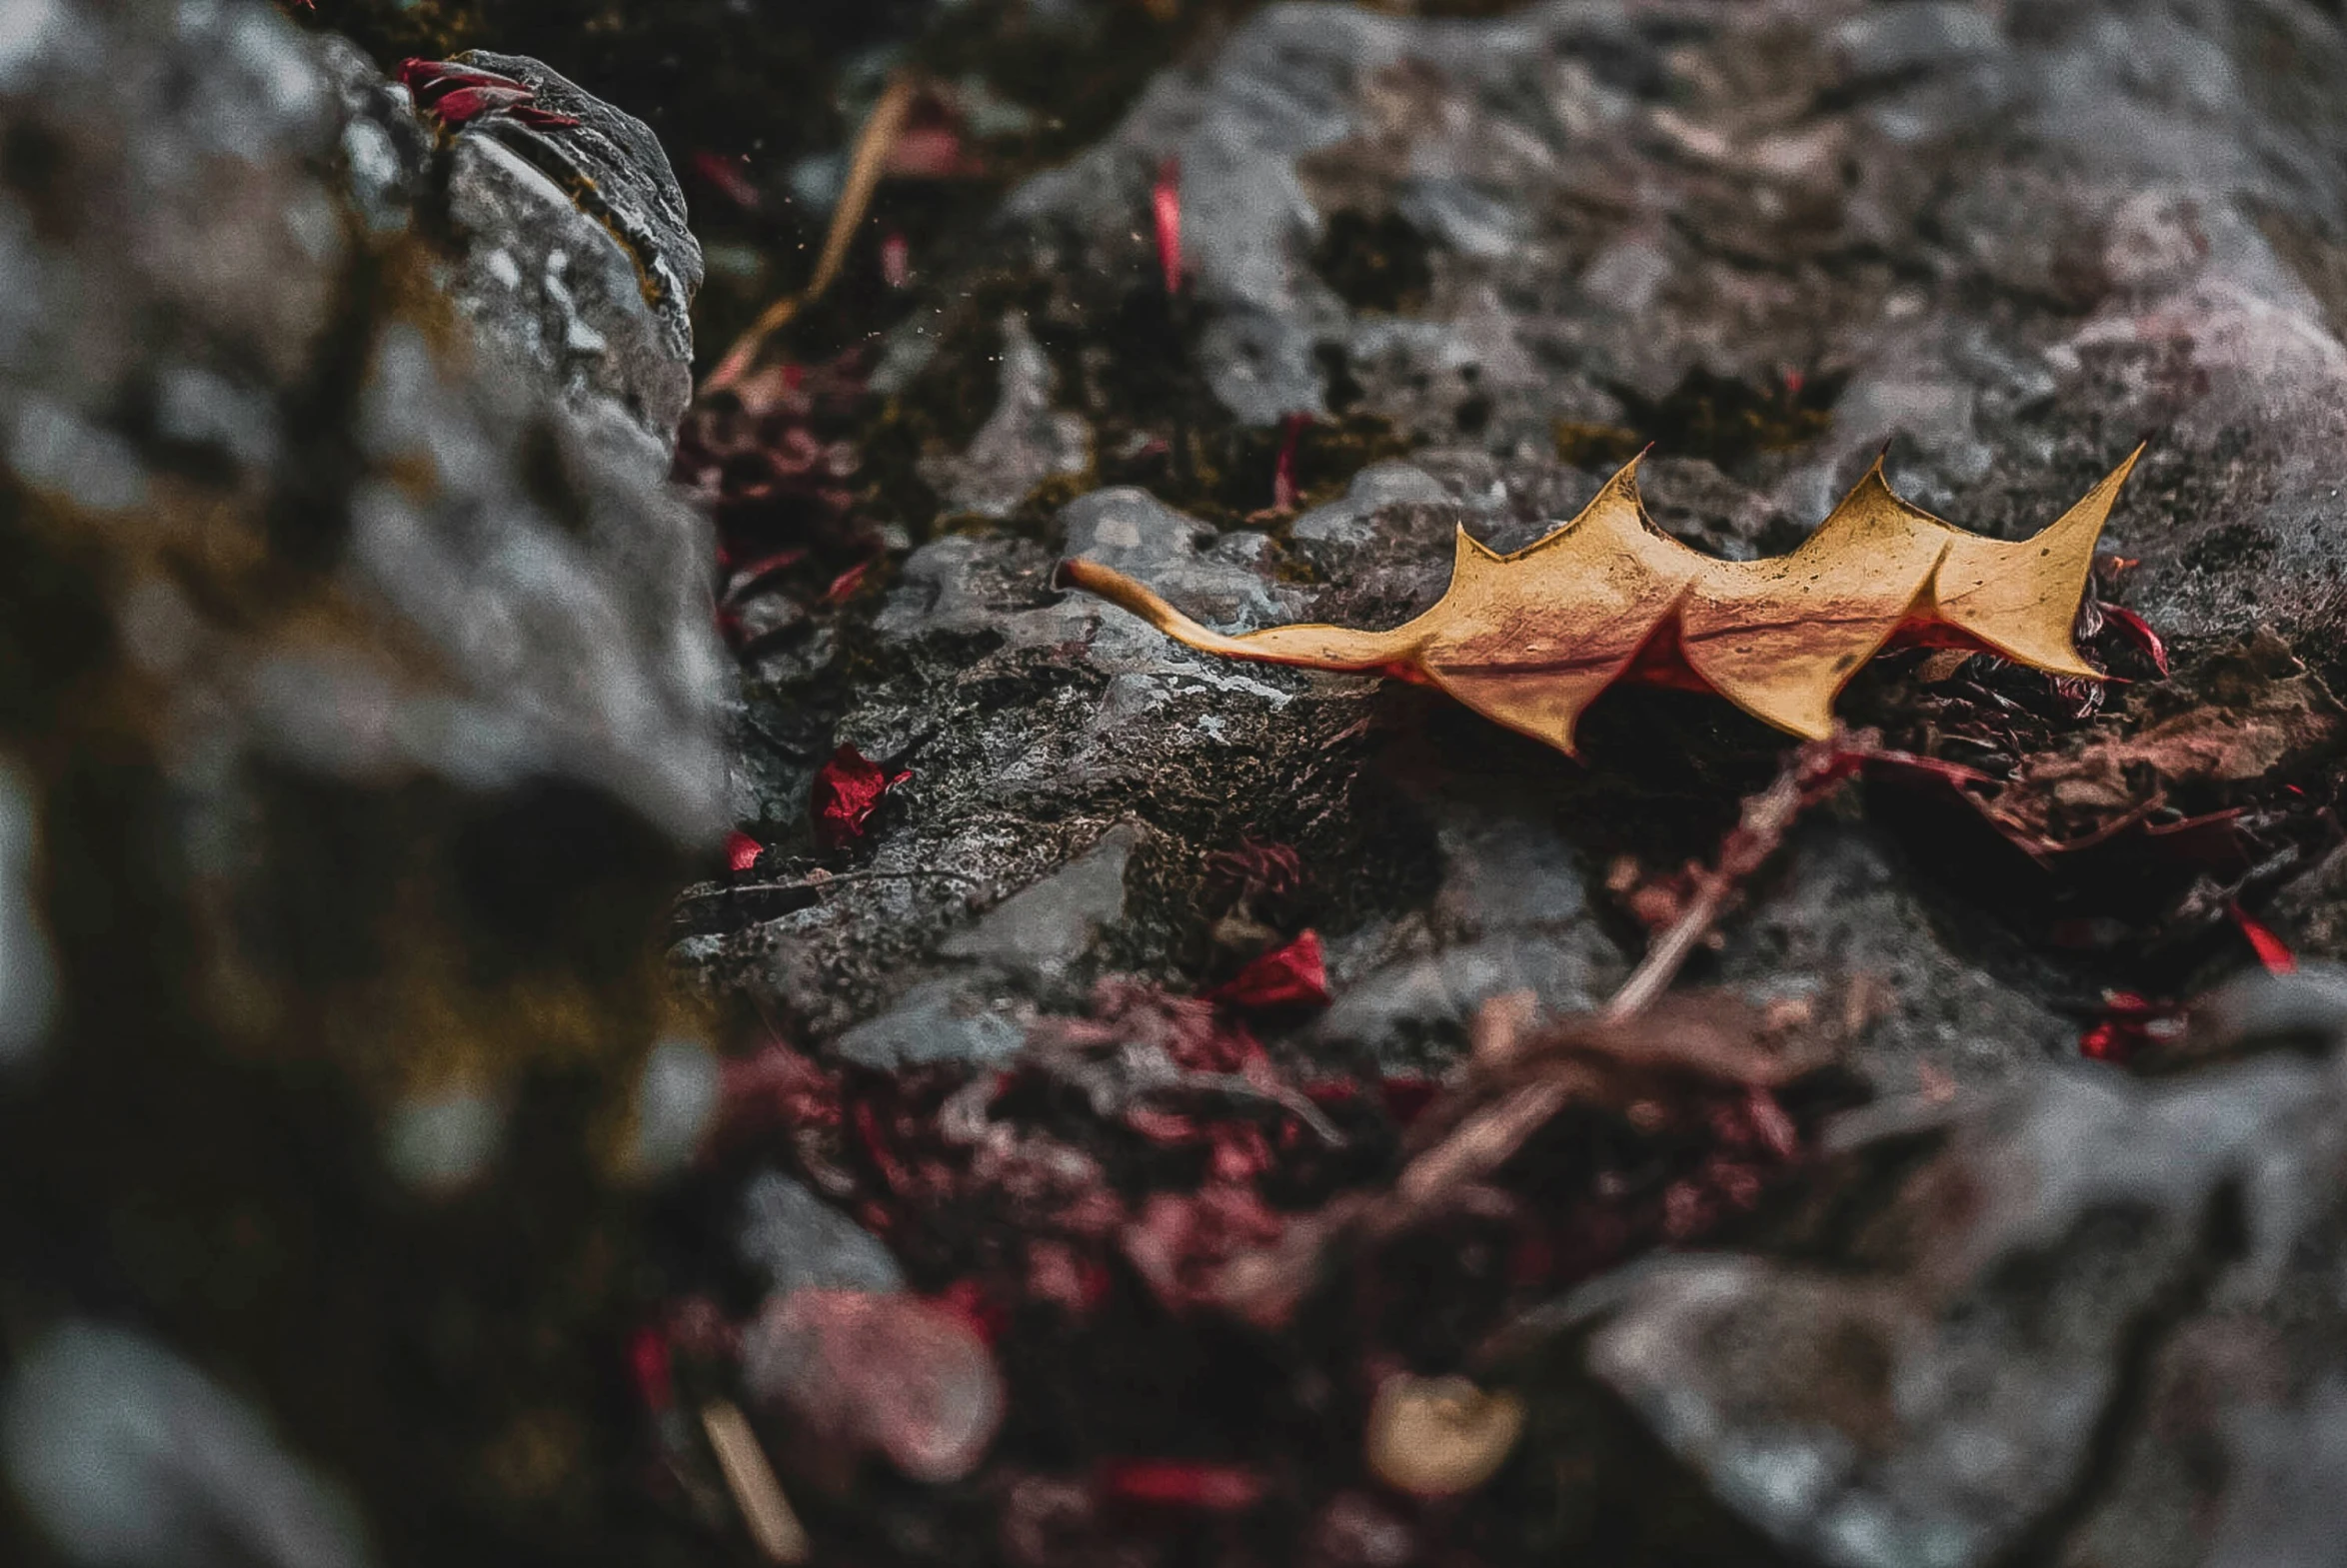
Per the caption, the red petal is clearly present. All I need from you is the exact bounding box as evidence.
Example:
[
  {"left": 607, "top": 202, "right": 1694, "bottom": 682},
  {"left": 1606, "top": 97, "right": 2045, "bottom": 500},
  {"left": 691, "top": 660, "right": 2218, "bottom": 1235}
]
[
  {"left": 1153, "top": 158, "right": 1183, "bottom": 296},
  {"left": 2097, "top": 602, "right": 2170, "bottom": 677},
  {"left": 428, "top": 83, "right": 536, "bottom": 125},
  {"left": 1100, "top": 1459, "right": 1265, "bottom": 1512},
  {"left": 881, "top": 232, "right": 912, "bottom": 290},
  {"left": 811, "top": 744, "right": 907, "bottom": 849},
  {"left": 397, "top": 59, "right": 529, "bottom": 96},
  {"left": 2230, "top": 901, "right": 2297, "bottom": 974},
  {"left": 1209, "top": 930, "right": 1330, "bottom": 1012},
  {"left": 724, "top": 829, "right": 764, "bottom": 873},
  {"left": 823, "top": 560, "right": 872, "bottom": 603}
]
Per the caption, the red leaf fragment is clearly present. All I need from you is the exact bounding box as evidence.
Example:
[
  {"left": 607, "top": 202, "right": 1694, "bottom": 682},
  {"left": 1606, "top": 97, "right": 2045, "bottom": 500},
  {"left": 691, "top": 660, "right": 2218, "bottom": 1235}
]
[
  {"left": 1271, "top": 413, "right": 1309, "bottom": 513},
  {"left": 628, "top": 1325, "right": 673, "bottom": 1414},
  {"left": 2096, "top": 601, "right": 2170, "bottom": 677},
  {"left": 1100, "top": 1459, "right": 1266, "bottom": 1512},
  {"left": 1209, "top": 930, "right": 1330, "bottom": 1012},
  {"left": 812, "top": 744, "right": 910, "bottom": 849},
  {"left": 824, "top": 559, "right": 873, "bottom": 604},
  {"left": 2078, "top": 990, "right": 2184, "bottom": 1064},
  {"left": 690, "top": 150, "right": 763, "bottom": 211},
  {"left": 2229, "top": 902, "right": 2298, "bottom": 974},
  {"left": 397, "top": 59, "right": 581, "bottom": 130},
  {"left": 724, "top": 828, "right": 764, "bottom": 873},
  {"left": 1153, "top": 158, "right": 1183, "bottom": 296},
  {"left": 429, "top": 83, "right": 536, "bottom": 124}
]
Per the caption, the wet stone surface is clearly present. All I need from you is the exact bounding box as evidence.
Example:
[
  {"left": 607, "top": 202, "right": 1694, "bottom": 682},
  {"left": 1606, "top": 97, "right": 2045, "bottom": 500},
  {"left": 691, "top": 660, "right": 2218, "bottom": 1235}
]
[{"left": 676, "top": 1, "right": 2347, "bottom": 1564}]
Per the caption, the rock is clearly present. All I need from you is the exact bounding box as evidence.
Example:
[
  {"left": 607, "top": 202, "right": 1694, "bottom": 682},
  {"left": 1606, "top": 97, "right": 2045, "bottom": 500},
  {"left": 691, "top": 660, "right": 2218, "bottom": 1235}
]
[
  {"left": 439, "top": 50, "right": 704, "bottom": 450},
  {"left": 742, "top": 1289, "right": 1007, "bottom": 1486},
  {"left": 833, "top": 977, "right": 1034, "bottom": 1071},
  {"left": 3, "top": 1324, "right": 372, "bottom": 1568},
  {"left": 941, "top": 822, "right": 1146, "bottom": 986},
  {"left": 920, "top": 310, "right": 1093, "bottom": 520},
  {"left": 1557, "top": 1044, "right": 2347, "bottom": 1568},
  {"left": 0, "top": 0, "right": 720, "bottom": 1561},
  {"left": 737, "top": 1171, "right": 906, "bottom": 1297}
]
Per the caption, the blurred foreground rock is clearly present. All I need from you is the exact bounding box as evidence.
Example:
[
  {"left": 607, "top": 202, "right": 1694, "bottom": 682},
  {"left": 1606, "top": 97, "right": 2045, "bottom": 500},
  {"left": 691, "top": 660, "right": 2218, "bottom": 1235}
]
[{"left": 0, "top": 2, "right": 717, "bottom": 1564}]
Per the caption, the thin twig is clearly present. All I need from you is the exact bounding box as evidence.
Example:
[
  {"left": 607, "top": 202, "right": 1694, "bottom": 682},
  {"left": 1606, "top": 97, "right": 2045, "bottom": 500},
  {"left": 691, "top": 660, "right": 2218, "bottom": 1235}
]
[
  {"left": 676, "top": 867, "right": 984, "bottom": 907},
  {"left": 702, "top": 1400, "right": 810, "bottom": 1564},
  {"left": 1602, "top": 736, "right": 1859, "bottom": 1023},
  {"left": 705, "top": 76, "right": 920, "bottom": 394}
]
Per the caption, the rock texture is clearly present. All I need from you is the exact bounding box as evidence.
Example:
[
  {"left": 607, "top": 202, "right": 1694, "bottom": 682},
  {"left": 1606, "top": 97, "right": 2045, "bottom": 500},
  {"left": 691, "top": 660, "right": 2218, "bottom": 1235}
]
[
  {"left": 685, "top": 0, "right": 2347, "bottom": 1562},
  {"left": 0, "top": 3, "right": 717, "bottom": 1565}
]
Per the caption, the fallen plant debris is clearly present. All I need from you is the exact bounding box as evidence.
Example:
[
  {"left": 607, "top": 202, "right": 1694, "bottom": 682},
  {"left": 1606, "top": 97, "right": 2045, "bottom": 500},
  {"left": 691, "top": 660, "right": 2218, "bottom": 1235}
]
[
  {"left": 811, "top": 745, "right": 911, "bottom": 849},
  {"left": 1061, "top": 450, "right": 2145, "bottom": 753},
  {"left": 652, "top": 793, "right": 1873, "bottom": 1561},
  {"left": 397, "top": 56, "right": 581, "bottom": 129}
]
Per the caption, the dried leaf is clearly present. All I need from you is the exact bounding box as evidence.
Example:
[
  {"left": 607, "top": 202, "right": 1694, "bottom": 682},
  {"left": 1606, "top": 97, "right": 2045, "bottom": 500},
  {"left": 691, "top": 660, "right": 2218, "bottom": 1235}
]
[
  {"left": 1365, "top": 1374, "right": 1525, "bottom": 1498},
  {"left": 1062, "top": 450, "right": 2143, "bottom": 752}
]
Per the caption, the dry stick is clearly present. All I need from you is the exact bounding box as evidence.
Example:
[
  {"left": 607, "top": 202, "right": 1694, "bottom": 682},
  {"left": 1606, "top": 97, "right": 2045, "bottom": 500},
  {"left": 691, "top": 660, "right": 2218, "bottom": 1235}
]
[
  {"left": 1601, "top": 736, "right": 1855, "bottom": 1024},
  {"left": 704, "top": 74, "right": 921, "bottom": 394},
  {"left": 701, "top": 1400, "right": 811, "bottom": 1564}
]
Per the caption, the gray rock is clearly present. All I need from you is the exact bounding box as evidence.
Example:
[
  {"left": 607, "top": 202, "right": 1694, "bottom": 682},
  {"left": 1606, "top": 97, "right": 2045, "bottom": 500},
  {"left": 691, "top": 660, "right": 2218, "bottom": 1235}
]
[
  {"left": 3, "top": 1324, "right": 373, "bottom": 1568},
  {"left": 439, "top": 51, "right": 703, "bottom": 449},
  {"left": 920, "top": 310, "right": 1092, "bottom": 519},
  {"left": 941, "top": 823, "right": 1145, "bottom": 985},
  {"left": 737, "top": 1171, "right": 906, "bottom": 1297},
  {"left": 834, "top": 977, "right": 1034, "bottom": 1071},
  {"left": 0, "top": 0, "right": 721, "bottom": 1558},
  {"left": 1573, "top": 1055, "right": 2339, "bottom": 1568}
]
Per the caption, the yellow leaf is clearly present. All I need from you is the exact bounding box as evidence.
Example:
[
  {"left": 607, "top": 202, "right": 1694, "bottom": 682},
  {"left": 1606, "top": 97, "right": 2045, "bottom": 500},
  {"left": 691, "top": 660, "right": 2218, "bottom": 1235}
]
[{"left": 1059, "top": 448, "right": 2143, "bottom": 753}]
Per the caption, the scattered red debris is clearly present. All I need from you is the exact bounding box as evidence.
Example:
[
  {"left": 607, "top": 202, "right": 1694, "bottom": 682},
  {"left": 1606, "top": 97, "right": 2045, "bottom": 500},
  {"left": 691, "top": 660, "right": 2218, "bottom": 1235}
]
[
  {"left": 1271, "top": 413, "right": 1309, "bottom": 513},
  {"left": 724, "top": 829, "right": 765, "bottom": 873},
  {"left": 823, "top": 559, "right": 874, "bottom": 604},
  {"left": 1153, "top": 158, "right": 1183, "bottom": 296},
  {"left": 811, "top": 745, "right": 911, "bottom": 850},
  {"left": 1209, "top": 930, "right": 1330, "bottom": 1012},
  {"left": 934, "top": 1278, "right": 1011, "bottom": 1345},
  {"left": 716, "top": 1037, "right": 842, "bottom": 1138},
  {"left": 689, "top": 150, "right": 764, "bottom": 211},
  {"left": 628, "top": 1325, "right": 674, "bottom": 1414},
  {"left": 724, "top": 547, "right": 809, "bottom": 602},
  {"left": 1099, "top": 1459, "right": 1266, "bottom": 1513},
  {"left": 2096, "top": 602, "right": 2170, "bottom": 676},
  {"left": 2079, "top": 990, "right": 2186, "bottom": 1064},
  {"left": 397, "top": 58, "right": 581, "bottom": 130},
  {"left": 2230, "top": 901, "right": 2298, "bottom": 974}
]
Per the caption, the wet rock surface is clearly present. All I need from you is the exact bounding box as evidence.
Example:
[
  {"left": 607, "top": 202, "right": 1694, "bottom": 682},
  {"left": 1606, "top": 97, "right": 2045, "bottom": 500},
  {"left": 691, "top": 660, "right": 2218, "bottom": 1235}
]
[{"left": 672, "top": 0, "right": 2347, "bottom": 1563}]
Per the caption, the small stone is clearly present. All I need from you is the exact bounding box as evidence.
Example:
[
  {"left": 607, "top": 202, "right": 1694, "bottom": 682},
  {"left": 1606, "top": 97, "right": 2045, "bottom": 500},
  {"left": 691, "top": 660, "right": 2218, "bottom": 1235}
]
[
  {"left": 736, "top": 1172, "right": 905, "bottom": 1297},
  {"left": 742, "top": 1289, "right": 1005, "bottom": 1484}
]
